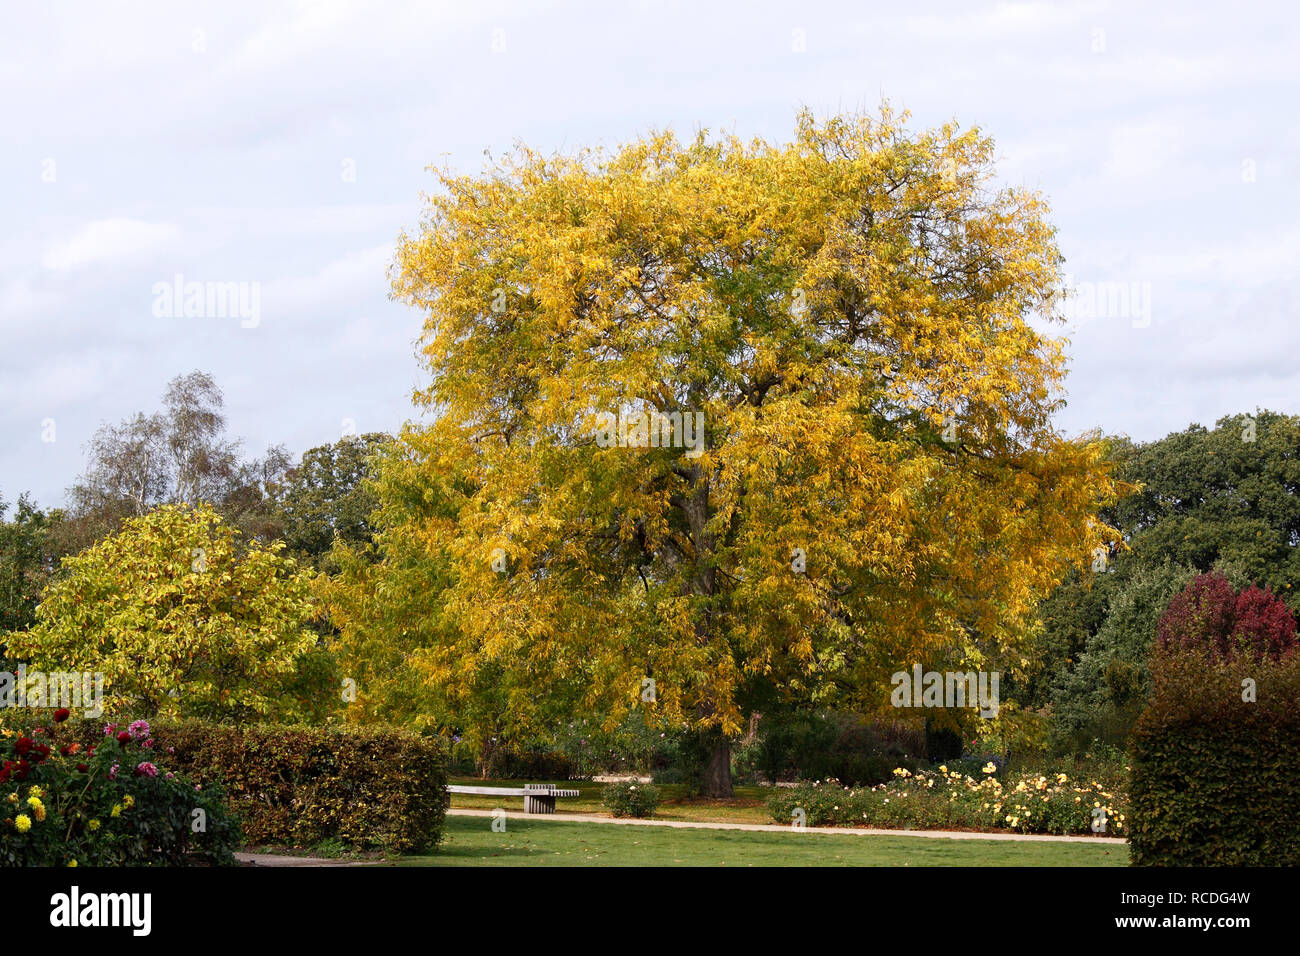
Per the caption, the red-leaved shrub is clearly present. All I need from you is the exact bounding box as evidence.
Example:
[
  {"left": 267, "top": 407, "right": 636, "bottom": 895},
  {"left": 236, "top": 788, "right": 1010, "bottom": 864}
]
[{"left": 1156, "top": 571, "right": 1296, "bottom": 661}]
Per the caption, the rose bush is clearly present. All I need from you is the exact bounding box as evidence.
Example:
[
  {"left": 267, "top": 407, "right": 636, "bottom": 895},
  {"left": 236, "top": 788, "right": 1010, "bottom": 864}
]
[
  {"left": 601, "top": 781, "right": 661, "bottom": 818},
  {"left": 767, "top": 765, "right": 1127, "bottom": 836},
  {"left": 0, "top": 713, "right": 239, "bottom": 866}
]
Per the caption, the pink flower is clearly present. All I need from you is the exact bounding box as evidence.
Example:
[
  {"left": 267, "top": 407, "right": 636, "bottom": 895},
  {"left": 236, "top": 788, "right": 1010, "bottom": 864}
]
[
  {"left": 128, "top": 720, "right": 150, "bottom": 741},
  {"left": 109, "top": 763, "right": 119, "bottom": 779},
  {"left": 103, "top": 723, "right": 117, "bottom": 736},
  {"left": 135, "top": 761, "right": 158, "bottom": 777}
]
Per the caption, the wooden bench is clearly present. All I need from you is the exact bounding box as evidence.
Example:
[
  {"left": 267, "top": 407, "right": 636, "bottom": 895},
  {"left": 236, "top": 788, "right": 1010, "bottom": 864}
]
[{"left": 447, "top": 783, "right": 581, "bottom": 814}]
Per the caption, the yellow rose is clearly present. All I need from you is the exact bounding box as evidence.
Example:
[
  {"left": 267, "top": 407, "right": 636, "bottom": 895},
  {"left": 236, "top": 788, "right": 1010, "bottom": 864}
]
[
  {"left": 68, "top": 860, "right": 78, "bottom": 868},
  {"left": 14, "top": 814, "right": 31, "bottom": 832}
]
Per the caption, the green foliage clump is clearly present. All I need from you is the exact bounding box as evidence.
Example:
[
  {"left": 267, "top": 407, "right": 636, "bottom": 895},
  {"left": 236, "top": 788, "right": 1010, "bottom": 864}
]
[
  {"left": 1048, "top": 562, "right": 1195, "bottom": 752},
  {"left": 601, "top": 781, "right": 661, "bottom": 818},
  {"left": 11, "top": 504, "right": 321, "bottom": 724}
]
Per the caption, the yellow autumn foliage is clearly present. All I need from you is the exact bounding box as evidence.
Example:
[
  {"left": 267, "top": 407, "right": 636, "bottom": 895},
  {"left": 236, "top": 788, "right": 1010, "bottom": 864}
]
[{"left": 336, "top": 106, "right": 1122, "bottom": 750}]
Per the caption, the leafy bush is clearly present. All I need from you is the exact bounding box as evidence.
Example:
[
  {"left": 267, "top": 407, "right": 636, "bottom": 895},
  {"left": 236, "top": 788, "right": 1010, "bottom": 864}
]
[
  {"left": 137, "top": 720, "right": 450, "bottom": 853},
  {"left": 1, "top": 713, "right": 239, "bottom": 866},
  {"left": 482, "top": 746, "right": 575, "bottom": 780},
  {"left": 601, "top": 781, "right": 660, "bottom": 818},
  {"left": 767, "top": 764, "right": 1127, "bottom": 836},
  {"left": 1157, "top": 571, "right": 1297, "bottom": 660},
  {"left": 1129, "top": 644, "right": 1300, "bottom": 865}
]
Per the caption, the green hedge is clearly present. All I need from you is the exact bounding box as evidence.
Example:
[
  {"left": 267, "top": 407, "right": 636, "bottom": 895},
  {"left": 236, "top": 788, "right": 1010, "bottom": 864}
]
[
  {"left": 1129, "top": 649, "right": 1300, "bottom": 866},
  {"left": 68, "top": 719, "right": 449, "bottom": 853}
]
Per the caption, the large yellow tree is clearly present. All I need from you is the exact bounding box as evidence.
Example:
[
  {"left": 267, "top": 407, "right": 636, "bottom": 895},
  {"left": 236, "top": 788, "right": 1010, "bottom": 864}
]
[{"left": 362, "top": 107, "right": 1119, "bottom": 795}]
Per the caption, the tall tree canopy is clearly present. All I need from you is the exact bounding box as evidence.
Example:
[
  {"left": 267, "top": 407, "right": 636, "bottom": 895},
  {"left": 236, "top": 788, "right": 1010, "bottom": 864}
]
[
  {"left": 66, "top": 371, "right": 290, "bottom": 548},
  {"left": 350, "top": 108, "right": 1119, "bottom": 794},
  {"left": 0, "top": 495, "right": 65, "bottom": 645},
  {"left": 274, "top": 432, "right": 389, "bottom": 570},
  {"left": 1036, "top": 409, "right": 1300, "bottom": 751}
]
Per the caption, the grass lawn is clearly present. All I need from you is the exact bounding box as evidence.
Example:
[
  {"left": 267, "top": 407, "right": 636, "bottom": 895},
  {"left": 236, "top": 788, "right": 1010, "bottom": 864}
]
[{"left": 400, "top": 815, "right": 1129, "bottom": 867}]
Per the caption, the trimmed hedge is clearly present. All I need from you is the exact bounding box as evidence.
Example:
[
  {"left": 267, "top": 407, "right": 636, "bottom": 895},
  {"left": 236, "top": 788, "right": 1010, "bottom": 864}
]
[
  {"left": 1129, "top": 648, "right": 1300, "bottom": 866},
  {"left": 69, "top": 719, "right": 449, "bottom": 853}
]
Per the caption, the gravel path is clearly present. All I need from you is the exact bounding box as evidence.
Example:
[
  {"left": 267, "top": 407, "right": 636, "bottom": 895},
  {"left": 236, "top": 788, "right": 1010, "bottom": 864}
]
[
  {"left": 234, "top": 852, "right": 381, "bottom": 867},
  {"left": 447, "top": 807, "right": 1128, "bottom": 844}
]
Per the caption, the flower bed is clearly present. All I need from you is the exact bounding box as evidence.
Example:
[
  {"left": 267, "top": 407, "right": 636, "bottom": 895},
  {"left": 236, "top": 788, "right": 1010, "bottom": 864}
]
[
  {"left": 767, "top": 765, "right": 1127, "bottom": 836},
  {"left": 1, "top": 712, "right": 239, "bottom": 866}
]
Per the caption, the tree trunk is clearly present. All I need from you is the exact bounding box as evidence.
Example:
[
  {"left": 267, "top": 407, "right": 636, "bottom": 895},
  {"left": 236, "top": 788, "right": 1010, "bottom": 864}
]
[{"left": 700, "top": 731, "right": 733, "bottom": 798}]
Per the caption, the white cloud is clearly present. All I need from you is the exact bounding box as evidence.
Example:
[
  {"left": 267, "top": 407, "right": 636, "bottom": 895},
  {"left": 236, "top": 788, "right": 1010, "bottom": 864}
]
[
  {"left": 1103, "top": 119, "right": 1186, "bottom": 179},
  {"left": 42, "top": 219, "right": 181, "bottom": 272},
  {"left": 3, "top": 0, "right": 1300, "bottom": 506}
]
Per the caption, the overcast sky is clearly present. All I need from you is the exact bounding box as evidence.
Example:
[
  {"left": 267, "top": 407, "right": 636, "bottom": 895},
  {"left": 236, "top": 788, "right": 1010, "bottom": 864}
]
[{"left": 3, "top": 0, "right": 1297, "bottom": 509}]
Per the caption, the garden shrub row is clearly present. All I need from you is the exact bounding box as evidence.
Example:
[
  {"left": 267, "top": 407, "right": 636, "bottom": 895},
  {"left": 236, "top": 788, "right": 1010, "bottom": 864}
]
[
  {"left": 1128, "top": 648, "right": 1300, "bottom": 866},
  {"left": 63, "top": 717, "right": 450, "bottom": 854},
  {"left": 145, "top": 720, "right": 450, "bottom": 854}
]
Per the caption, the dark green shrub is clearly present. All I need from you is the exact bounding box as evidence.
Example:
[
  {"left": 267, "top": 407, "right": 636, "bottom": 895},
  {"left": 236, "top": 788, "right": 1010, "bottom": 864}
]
[
  {"left": 601, "top": 781, "right": 660, "bottom": 818},
  {"left": 735, "top": 711, "right": 923, "bottom": 786},
  {"left": 1129, "top": 647, "right": 1300, "bottom": 865}
]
